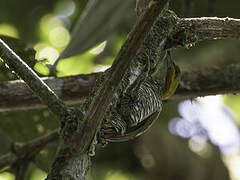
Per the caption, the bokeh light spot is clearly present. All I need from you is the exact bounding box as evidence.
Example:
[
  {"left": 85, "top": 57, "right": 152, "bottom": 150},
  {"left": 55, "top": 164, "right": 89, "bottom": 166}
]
[
  {"left": 57, "top": 52, "right": 95, "bottom": 76},
  {"left": 0, "top": 172, "right": 15, "bottom": 180},
  {"left": 223, "top": 153, "right": 240, "bottom": 180},
  {"left": 169, "top": 96, "right": 240, "bottom": 155},
  {"left": 35, "top": 43, "right": 59, "bottom": 64},
  {"left": 49, "top": 27, "right": 70, "bottom": 47},
  {"left": 189, "top": 136, "right": 211, "bottom": 158},
  {"left": 0, "top": 24, "right": 19, "bottom": 37},
  {"left": 105, "top": 171, "right": 136, "bottom": 180},
  {"left": 90, "top": 41, "right": 107, "bottom": 55},
  {"left": 30, "top": 166, "right": 47, "bottom": 180},
  {"left": 141, "top": 154, "right": 155, "bottom": 169},
  {"left": 34, "top": 62, "right": 50, "bottom": 75},
  {"left": 55, "top": 0, "right": 76, "bottom": 17}
]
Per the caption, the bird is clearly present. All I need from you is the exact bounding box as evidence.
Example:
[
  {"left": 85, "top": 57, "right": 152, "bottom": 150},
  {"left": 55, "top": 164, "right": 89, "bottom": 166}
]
[{"left": 101, "top": 51, "right": 181, "bottom": 142}]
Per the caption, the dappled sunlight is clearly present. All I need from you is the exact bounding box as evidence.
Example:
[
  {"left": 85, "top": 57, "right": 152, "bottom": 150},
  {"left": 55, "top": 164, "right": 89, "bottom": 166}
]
[
  {"left": 35, "top": 43, "right": 60, "bottom": 63},
  {"left": 223, "top": 153, "right": 240, "bottom": 180},
  {"left": 93, "top": 64, "right": 110, "bottom": 72},
  {"left": 224, "top": 95, "right": 240, "bottom": 125},
  {"left": 39, "top": 14, "right": 71, "bottom": 50},
  {"left": 49, "top": 26, "right": 70, "bottom": 47},
  {"left": 55, "top": 0, "right": 75, "bottom": 17},
  {"left": 56, "top": 51, "right": 95, "bottom": 76},
  {"left": 0, "top": 172, "right": 14, "bottom": 180},
  {"left": 30, "top": 167, "right": 47, "bottom": 180},
  {"left": 39, "top": 15, "right": 63, "bottom": 42},
  {"left": 0, "top": 24, "right": 19, "bottom": 38},
  {"left": 34, "top": 62, "right": 50, "bottom": 75},
  {"left": 188, "top": 135, "right": 212, "bottom": 158},
  {"left": 90, "top": 41, "right": 107, "bottom": 55},
  {"left": 105, "top": 171, "right": 137, "bottom": 180}
]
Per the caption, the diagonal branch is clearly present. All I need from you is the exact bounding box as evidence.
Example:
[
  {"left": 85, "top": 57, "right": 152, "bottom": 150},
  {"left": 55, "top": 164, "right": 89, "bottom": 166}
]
[
  {"left": 46, "top": 0, "right": 171, "bottom": 179},
  {"left": 0, "top": 39, "right": 68, "bottom": 119},
  {"left": 2, "top": 65, "right": 240, "bottom": 171},
  {"left": 1, "top": 6, "right": 240, "bottom": 180},
  {"left": 72, "top": 0, "right": 171, "bottom": 153},
  {"left": 14, "top": 162, "right": 29, "bottom": 180},
  {"left": 1, "top": 60, "right": 240, "bottom": 170}
]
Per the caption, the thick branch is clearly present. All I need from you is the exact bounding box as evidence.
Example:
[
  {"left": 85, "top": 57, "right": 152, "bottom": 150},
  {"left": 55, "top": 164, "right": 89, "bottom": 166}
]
[
  {"left": 2, "top": 65, "right": 238, "bottom": 170},
  {"left": 1, "top": 61, "right": 239, "bottom": 169},
  {"left": 0, "top": 73, "right": 97, "bottom": 112},
  {"left": 1, "top": 10, "right": 240, "bottom": 180},
  {"left": 46, "top": 1, "right": 170, "bottom": 179},
  {"left": 174, "top": 64, "right": 240, "bottom": 99},
  {"left": 0, "top": 16, "right": 239, "bottom": 112},
  {"left": 1, "top": 64, "right": 240, "bottom": 112},
  {"left": 65, "top": 0, "right": 170, "bottom": 152},
  {"left": 179, "top": 17, "right": 240, "bottom": 41},
  {"left": 0, "top": 39, "right": 68, "bottom": 119},
  {"left": 172, "top": 17, "right": 240, "bottom": 47}
]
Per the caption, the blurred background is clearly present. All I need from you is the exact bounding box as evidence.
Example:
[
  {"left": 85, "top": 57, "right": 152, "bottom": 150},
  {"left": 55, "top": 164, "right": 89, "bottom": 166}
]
[{"left": 0, "top": 0, "right": 240, "bottom": 179}]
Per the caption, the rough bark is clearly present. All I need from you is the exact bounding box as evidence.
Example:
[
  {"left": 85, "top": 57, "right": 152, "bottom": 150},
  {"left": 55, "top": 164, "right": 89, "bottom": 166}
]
[
  {"left": 0, "top": 39, "right": 68, "bottom": 119},
  {"left": 46, "top": 0, "right": 170, "bottom": 179},
  {"left": 1, "top": 64, "right": 240, "bottom": 112},
  {"left": 1, "top": 16, "right": 240, "bottom": 112},
  {"left": 0, "top": 73, "right": 98, "bottom": 112},
  {"left": 1, "top": 1, "right": 240, "bottom": 179}
]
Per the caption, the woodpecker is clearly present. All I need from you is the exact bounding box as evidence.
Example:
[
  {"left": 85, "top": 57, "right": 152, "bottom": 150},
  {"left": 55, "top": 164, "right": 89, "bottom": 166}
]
[{"left": 101, "top": 51, "right": 180, "bottom": 142}]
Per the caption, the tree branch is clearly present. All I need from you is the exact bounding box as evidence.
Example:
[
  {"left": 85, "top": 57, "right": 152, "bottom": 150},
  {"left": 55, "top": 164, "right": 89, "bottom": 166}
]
[
  {"left": 1, "top": 16, "right": 239, "bottom": 111},
  {"left": 178, "top": 17, "right": 240, "bottom": 42},
  {"left": 46, "top": 0, "right": 171, "bottom": 179},
  {"left": 14, "top": 161, "right": 30, "bottom": 180},
  {"left": 0, "top": 130, "right": 58, "bottom": 169},
  {"left": 0, "top": 73, "right": 98, "bottom": 112},
  {"left": 0, "top": 16, "right": 239, "bottom": 112},
  {"left": 174, "top": 64, "right": 240, "bottom": 99},
  {"left": 1, "top": 61, "right": 239, "bottom": 170},
  {"left": 1, "top": 7, "right": 240, "bottom": 180},
  {"left": 1, "top": 65, "right": 237, "bottom": 172},
  {"left": 1, "top": 63, "right": 240, "bottom": 112},
  {"left": 167, "top": 17, "right": 240, "bottom": 48},
  {"left": 0, "top": 39, "right": 68, "bottom": 119}
]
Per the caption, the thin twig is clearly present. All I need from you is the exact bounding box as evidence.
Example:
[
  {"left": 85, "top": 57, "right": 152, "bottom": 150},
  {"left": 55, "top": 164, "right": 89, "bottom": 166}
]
[
  {"left": 14, "top": 162, "right": 29, "bottom": 180},
  {"left": 0, "top": 130, "right": 58, "bottom": 169}
]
